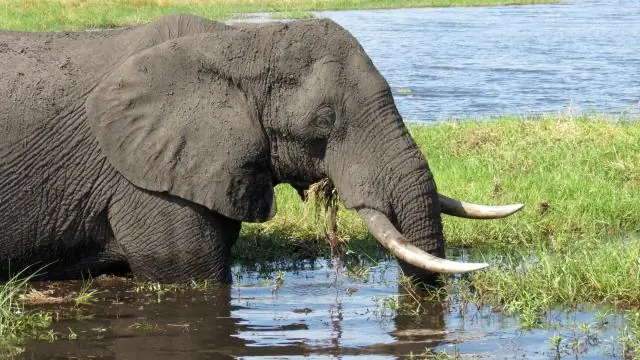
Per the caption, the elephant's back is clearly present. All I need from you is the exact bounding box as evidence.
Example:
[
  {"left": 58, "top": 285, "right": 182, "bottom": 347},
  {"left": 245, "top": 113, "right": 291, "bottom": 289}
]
[
  {"left": 0, "top": 30, "right": 122, "bottom": 147},
  {"left": 0, "top": 14, "right": 232, "bottom": 149}
]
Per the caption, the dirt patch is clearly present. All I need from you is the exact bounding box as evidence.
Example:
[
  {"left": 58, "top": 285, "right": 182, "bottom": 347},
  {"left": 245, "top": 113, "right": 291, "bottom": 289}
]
[{"left": 20, "top": 288, "right": 71, "bottom": 305}]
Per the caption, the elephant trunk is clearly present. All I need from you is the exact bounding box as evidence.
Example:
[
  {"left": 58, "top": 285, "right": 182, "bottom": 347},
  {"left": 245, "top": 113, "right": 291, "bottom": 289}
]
[
  {"left": 382, "top": 151, "right": 454, "bottom": 282},
  {"left": 328, "top": 109, "right": 465, "bottom": 281},
  {"left": 328, "top": 99, "right": 523, "bottom": 282}
]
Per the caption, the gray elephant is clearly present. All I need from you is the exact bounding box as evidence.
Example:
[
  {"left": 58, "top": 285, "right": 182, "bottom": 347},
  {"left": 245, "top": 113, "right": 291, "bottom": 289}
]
[{"left": 0, "top": 14, "right": 522, "bottom": 283}]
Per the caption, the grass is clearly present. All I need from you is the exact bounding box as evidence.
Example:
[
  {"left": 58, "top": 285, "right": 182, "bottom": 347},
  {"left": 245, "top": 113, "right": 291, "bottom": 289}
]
[
  {"left": 240, "top": 114, "right": 640, "bottom": 256},
  {"left": 0, "top": 271, "right": 107, "bottom": 354},
  {"left": 74, "top": 278, "right": 98, "bottom": 306},
  {"left": 0, "top": 0, "right": 560, "bottom": 32},
  {"left": 470, "top": 236, "right": 640, "bottom": 327},
  {"left": 0, "top": 269, "right": 53, "bottom": 356},
  {"left": 414, "top": 114, "right": 640, "bottom": 250}
]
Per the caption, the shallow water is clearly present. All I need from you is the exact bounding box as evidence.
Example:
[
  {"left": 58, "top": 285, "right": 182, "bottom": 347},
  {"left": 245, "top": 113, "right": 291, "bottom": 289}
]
[
  {"left": 318, "top": 0, "right": 640, "bottom": 121},
  {"left": 20, "top": 257, "right": 630, "bottom": 359}
]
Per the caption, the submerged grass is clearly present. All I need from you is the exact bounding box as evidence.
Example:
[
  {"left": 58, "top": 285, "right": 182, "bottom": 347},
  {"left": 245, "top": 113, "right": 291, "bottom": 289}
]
[
  {"left": 471, "top": 235, "right": 640, "bottom": 327},
  {"left": 1, "top": 0, "right": 560, "bottom": 32},
  {"left": 465, "top": 224, "right": 640, "bottom": 327}
]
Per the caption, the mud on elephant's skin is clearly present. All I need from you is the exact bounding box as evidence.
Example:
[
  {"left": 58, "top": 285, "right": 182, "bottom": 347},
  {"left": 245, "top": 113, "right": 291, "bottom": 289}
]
[{"left": 0, "top": 14, "right": 522, "bottom": 283}]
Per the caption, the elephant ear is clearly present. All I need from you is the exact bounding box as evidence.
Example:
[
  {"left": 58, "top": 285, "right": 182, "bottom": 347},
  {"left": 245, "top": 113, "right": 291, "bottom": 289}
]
[{"left": 86, "top": 36, "right": 275, "bottom": 222}]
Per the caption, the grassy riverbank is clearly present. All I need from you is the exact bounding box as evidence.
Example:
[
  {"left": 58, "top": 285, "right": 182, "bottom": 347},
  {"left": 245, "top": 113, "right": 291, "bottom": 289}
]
[
  {"left": 240, "top": 114, "right": 640, "bottom": 255},
  {"left": 1, "top": 0, "right": 560, "bottom": 31},
  {"left": 238, "top": 114, "right": 640, "bottom": 316}
]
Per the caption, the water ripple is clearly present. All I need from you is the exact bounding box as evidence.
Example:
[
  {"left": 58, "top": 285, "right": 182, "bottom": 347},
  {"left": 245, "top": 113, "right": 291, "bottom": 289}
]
[{"left": 321, "top": 0, "right": 640, "bottom": 122}]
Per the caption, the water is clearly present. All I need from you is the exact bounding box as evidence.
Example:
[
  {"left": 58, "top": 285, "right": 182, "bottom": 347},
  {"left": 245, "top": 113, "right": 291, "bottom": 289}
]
[
  {"left": 320, "top": 0, "right": 640, "bottom": 121},
  {"left": 20, "top": 259, "right": 629, "bottom": 359}
]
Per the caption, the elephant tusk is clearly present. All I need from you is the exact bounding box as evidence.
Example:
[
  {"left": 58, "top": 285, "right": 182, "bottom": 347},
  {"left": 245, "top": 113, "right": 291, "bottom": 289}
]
[
  {"left": 438, "top": 194, "right": 524, "bottom": 219},
  {"left": 357, "top": 208, "right": 488, "bottom": 274}
]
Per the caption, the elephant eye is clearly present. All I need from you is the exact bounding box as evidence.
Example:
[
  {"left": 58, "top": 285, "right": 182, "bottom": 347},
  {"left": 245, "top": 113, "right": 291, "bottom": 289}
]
[{"left": 314, "top": 106, "right": 336, "bottom": 134}]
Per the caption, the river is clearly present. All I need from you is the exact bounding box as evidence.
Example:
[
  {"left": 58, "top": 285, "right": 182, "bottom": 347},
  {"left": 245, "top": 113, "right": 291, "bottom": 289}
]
[{"left": 321, "top": 0, "right": 640, "bottom": 121}]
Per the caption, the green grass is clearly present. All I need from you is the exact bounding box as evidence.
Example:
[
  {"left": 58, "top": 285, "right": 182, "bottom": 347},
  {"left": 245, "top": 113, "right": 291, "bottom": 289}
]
[
  {"left": 414, "top": 114, "right": 640, "bottom": 250},
  {"left": 0, "top": 0, "right": 560, "bottom": 32},
  {"left": 469, "top": 236, "right": 640, "bottom": 327},
  {"left": 0, "top": 269, "right": 53, "bottom": 356},
  {"left": 240, "top": 114, "right": 640, "bottom": 257},
  {"left": 74, "top": 278, "right": 98, "bottom": 307},
  {"left": 410, "top": 114, "right": 640, "bottom": 325}
]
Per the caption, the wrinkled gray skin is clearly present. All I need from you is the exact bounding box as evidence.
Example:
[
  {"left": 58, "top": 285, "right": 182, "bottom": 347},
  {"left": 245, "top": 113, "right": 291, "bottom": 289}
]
[{"left": 0, "top": 14, "right": 444, "bottom": 283}]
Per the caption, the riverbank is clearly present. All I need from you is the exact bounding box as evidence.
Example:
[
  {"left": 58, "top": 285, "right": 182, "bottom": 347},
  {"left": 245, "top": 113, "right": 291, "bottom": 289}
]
[
  {"left": 237, "top": 113, "right": 640, "bottom": 322},
  {"left": 1, "top": 0, "right": 560, "bottom": 31}
]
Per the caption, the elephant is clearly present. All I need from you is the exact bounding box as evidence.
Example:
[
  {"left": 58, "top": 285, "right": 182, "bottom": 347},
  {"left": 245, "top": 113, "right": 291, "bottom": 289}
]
[{"left": 0, "top": 14, "right": 522, "bottom": 284}]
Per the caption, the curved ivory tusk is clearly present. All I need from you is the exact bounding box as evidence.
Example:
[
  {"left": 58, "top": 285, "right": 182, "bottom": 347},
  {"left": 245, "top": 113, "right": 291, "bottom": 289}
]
[
  {"left": 439, "top": 194, "right": 524, "bottom": 219},
  {"left": 357, "top": 208, "right": 488, "bottom": 274}
]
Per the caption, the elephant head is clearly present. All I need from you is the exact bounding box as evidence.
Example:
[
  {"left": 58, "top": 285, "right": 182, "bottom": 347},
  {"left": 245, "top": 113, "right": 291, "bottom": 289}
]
[{"left": 86, "top": 15, "right": 522, "bottom": 284}]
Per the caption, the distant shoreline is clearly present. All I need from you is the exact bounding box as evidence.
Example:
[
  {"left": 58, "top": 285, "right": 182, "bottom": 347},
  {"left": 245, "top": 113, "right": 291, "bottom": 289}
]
[{"left": 0, "top": 0, "right": 560, "bottom": 32}]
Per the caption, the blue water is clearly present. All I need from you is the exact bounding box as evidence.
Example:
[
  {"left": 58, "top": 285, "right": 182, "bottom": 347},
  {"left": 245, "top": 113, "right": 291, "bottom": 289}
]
[
  {"left": 21, "top": 258, "right": 630, "bottom": 359},
  {"left": 321, "top": 0, "right": 640, "bottom": 121}
]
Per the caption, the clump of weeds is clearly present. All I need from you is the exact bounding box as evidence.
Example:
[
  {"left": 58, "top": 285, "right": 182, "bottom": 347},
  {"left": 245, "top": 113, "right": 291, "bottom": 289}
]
[
  {"left": 547, "top": 314, "right": 610, "bottom": 359},
  {"left": 620, "top": 310, "right": 640, "bottom": 358},
  {"left": 0, "top": 267, "right": 54, "bottom": 356},
  {"left": 407, "top": 346, "right": 461, "bottom": 359},
  {"left": 129, "top": 320, "right": 162, "bottom": 333},
  {"left": 305, "top": 178, "right": 342, "bottom": 261},
  {"left": 471, "top": 235, "right": 640, "bottom": 328},
  {"left": 132, "top": 278, "right": 215, "bottom": 303},
  {"left": 74, "top": 277, "right": 98, "bottom": 307}
]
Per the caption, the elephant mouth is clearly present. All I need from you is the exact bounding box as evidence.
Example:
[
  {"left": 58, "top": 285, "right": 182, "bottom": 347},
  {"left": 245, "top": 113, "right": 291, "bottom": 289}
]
[{"left": 358, "top": 194, "right": 523, "bottom": 274}]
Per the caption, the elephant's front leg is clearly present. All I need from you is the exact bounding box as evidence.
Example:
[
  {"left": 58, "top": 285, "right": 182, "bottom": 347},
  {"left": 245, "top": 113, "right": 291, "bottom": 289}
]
[{"left": 108, "top": 188, "right": 241, "bottom": 283}]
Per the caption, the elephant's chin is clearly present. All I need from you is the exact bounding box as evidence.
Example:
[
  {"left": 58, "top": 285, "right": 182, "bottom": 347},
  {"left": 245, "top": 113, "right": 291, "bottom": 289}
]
[{"left": 357, "top": 208, "right": 488, "bottom": 274}]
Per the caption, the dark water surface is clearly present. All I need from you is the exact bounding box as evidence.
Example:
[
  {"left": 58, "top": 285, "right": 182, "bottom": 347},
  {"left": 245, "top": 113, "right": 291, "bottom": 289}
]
[
  {"left": 22, "top": 258, "right": 629, "bottom": 359},
  {"left": 320, "top": 0, "right": 640, "bottom": 121}
]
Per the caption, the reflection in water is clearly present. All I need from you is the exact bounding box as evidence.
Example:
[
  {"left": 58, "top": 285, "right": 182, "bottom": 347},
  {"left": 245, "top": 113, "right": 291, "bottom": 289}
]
[
  {"left": 231, "top": 262, "right": 447, "bottom": 357},
  {"left": 21, "top": 278, "right": 244, "bottom": 359},
  {"left": 20, "top": 258, "right": 628, "bottom": 359}
]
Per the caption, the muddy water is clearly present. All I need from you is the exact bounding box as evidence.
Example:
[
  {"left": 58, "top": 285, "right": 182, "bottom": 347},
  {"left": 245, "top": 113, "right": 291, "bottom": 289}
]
[{"left": 20, "top": 257, "right": 628, "bottom": 359}]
